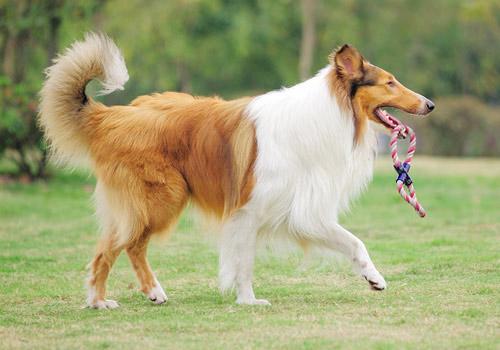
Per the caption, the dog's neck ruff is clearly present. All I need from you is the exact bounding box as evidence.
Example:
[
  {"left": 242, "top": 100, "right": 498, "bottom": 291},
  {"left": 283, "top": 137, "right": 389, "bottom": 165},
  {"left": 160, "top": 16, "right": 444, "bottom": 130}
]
[{"left": 246, "top": 65, "right": 378, "bottom": 233}]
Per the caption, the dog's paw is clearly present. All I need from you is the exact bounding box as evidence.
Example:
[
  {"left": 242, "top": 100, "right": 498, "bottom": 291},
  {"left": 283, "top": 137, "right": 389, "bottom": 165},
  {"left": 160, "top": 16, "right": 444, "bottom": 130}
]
[
  {"left": 362, "top": 268, "right": 387, "bottom": 291},
  {"left": 236, "top": 298, "right": 271, "bottom": 306},
  {"left": 146, "top": 283, "right": 168, "bottom": 305},
  {"left": 88, "top": 299, "right": 119, "bottom": 310}
]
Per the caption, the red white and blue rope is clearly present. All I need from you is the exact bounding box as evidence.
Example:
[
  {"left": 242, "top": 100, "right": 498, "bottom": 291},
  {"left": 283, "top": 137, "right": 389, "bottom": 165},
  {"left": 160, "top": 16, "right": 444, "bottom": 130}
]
[{"left": 389, "top": 124, "right": 426, "bottom": 217}]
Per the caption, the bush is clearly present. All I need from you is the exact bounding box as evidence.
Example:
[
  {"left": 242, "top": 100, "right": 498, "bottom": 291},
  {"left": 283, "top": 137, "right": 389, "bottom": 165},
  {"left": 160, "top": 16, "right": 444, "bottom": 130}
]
[
  {"left": 412, "top": 96, "right": 500, "bottom": 157},
  {"left": 0, "top": 75, "right": 48, "bottom": 179}
]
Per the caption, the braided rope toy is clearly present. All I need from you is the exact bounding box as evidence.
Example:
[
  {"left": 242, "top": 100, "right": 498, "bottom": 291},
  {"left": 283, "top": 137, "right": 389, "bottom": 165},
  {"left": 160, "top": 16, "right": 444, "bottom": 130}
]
[{"left": 389, "top": 123, "right": 426, "bottom": 217}]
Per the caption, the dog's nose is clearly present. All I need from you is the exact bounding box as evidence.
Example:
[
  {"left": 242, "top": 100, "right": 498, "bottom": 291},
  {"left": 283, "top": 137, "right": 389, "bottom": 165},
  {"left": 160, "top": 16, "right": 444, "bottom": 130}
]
[{"left": 426, "top": 100, "right": 435, "bottom": 112}]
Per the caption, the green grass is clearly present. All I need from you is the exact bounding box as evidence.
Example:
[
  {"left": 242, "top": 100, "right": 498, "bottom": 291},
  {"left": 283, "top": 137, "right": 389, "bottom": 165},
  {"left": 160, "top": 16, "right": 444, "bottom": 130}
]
[{"left": 0, "top": 157, "right": 499, "bottom": 349}]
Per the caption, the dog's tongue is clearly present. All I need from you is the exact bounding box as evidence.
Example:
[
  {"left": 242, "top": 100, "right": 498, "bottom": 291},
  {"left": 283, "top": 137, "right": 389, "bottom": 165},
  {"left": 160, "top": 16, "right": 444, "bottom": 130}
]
[{"left": 377, "top": 108, "right": 408, "bottom": 138}]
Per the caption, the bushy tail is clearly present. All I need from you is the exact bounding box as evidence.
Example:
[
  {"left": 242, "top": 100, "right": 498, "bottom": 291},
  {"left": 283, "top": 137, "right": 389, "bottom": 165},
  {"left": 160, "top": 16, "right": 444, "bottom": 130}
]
[{"left": 39, "top": 32, "right": 129, "bottom": 166}]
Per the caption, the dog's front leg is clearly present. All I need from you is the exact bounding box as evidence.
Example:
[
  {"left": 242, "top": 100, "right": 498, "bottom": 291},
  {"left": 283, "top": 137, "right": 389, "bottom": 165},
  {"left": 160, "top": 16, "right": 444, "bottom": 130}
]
[
  {"left": 319, "top": 223, "right": 387, "bottom": 290},
  {"left": 218, "top": 210, "right": 270, "bottom": 305}
]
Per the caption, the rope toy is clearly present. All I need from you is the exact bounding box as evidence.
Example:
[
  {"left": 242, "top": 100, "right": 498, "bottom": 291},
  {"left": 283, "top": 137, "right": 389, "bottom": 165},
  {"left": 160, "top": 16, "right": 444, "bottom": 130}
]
[{"left": 389, "top": 123, "right": 426, "bottom": 217}]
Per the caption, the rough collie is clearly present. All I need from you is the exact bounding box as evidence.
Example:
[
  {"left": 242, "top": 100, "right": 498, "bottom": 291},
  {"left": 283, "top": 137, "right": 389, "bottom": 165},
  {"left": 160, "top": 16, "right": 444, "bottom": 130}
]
[{"left": 39, "top": 33, "right": 434, "bottom": 308}]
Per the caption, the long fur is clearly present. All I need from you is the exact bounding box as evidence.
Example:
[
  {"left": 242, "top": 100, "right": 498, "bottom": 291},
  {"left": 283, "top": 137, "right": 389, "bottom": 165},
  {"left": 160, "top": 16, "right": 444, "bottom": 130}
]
[
  {"left": 39, "top": 32, "right": 129, "bottom": 166},
  {"left": 39, "top": 34, "right": 430, "bottom": 306},
  {"left": 39, "top": 34, "right": 257, "bottom": 248},
  {"left": 245, "top": 67, "right": 377, "bottom": 239}
]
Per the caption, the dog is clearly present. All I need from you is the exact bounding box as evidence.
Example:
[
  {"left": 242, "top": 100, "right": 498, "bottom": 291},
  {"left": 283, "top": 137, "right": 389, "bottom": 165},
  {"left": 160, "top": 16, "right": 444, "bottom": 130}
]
[{"left": 39, "top": 33, "right": 434, "bottom": 308}]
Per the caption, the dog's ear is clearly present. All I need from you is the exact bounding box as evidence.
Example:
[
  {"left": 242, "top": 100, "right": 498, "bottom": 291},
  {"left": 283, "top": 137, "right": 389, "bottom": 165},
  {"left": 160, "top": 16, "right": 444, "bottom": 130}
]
[{"left": 330, "top": 44, "right": 364, "bottom": 81}]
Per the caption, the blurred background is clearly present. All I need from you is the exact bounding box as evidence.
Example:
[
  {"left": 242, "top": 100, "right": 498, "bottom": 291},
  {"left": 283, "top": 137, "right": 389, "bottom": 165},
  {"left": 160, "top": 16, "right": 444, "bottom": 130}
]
[{"left": 0, "top": 0, "right": 499, "bottom": 180}]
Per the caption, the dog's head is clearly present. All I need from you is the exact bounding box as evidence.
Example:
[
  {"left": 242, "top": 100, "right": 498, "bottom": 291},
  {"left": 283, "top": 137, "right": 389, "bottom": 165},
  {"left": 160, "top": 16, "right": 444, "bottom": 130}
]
[{"left": 329, "top": 44, "right": 434, "bottom": 140}]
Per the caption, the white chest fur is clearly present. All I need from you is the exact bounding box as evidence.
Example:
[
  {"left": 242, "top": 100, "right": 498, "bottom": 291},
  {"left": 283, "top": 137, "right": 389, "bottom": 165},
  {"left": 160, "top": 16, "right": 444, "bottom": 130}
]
[{"left": 246, "top": 66, "right": 377, "bottom": 236}]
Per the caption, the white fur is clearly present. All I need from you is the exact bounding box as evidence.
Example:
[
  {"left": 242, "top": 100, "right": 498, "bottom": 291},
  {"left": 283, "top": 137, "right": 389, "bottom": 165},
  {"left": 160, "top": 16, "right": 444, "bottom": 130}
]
[
  {"left": 219, "top": 67, "right": 385, "bottom": 303},
  {"left": 147, "top": 278, "right": 168, "bottom": 304},
  {"left": 92, "top": 300, "right": 120, "bottom": 310},
  {"left": 86, "top": 285, "right": 119, "bottom": 309}
]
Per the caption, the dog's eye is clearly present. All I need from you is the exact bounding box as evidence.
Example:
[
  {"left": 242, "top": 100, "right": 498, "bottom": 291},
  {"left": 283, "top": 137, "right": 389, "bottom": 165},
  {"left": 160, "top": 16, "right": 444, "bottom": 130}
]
[{"left": 387, "top": 81, "right": 395, "bottom": 87}]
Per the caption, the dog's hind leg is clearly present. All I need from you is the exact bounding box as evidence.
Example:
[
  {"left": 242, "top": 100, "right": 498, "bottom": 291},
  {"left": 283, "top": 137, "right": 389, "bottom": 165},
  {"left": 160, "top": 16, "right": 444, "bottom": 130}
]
[
  {"left": 86, "top": 232, "right": 123, "bottom": 309},
  {"left": 86, "top": 181, "right": 134, "bottom": 309},
  {"left": 315, "top": 223, "right": 386, "bottom": 291},
  {"left": 126, "top": 232, "right": 168, "bottom": 305},
  {"left": 125, "top": 169, "right": 188, "bottom": 305},
  {"left": 219, "top": 210, "right": 269, "bottom": 305}
]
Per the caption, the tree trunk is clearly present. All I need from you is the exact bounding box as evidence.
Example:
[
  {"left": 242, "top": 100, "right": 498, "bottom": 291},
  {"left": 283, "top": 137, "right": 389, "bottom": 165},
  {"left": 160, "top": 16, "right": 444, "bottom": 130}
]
[
  {"left": 0, "top": 7, "right": 6, "bottom": 62},
  {"left": 13, "top": 30, "right": 31, "bottom": 84},
  {"left": 2, "top": 1, "right": 32, "bottom": 83},
  {"left": 2, "top": 34, "right": 17, "bottom": 80},
  {"left": 30, "top": 0, "right": 64, "bottom": 180},
  {"left": 299, "top": 0, "right": 317, "bottom": 81},
  {"left": 46, "top": 2, "right": 62, "bottom": 66},
  {"left": 35, "top": 148, "right": 49, "bottom": 179}
]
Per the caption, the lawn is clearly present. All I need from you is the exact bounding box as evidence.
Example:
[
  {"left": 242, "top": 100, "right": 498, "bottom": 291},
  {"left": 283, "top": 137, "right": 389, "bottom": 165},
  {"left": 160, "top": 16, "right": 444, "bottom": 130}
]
[{"left": 0, "top": 157, "right": 498, "bottom": 349}]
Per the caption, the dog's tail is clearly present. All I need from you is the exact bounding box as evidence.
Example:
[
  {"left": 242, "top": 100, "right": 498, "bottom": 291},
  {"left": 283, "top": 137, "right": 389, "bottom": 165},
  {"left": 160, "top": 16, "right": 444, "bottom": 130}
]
[{"left": 39, "top": 32, "right": 129, "bottom": 166}]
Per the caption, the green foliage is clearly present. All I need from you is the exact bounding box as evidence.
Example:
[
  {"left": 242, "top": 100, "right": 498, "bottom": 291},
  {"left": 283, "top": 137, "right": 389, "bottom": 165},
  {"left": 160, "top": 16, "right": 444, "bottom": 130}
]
[
  {"left": 0, "top": 75, "right": 46, "bottom": 178},
  {"left": 0, "top": 0, "right": 499, "bottom": 179},
  {"left": 99, "top": 0, "right": 500, "bottom": 101},
  {"left": 0, "top": 76, "right": 38, "bottom": 146},
  {"left": 0, "top": 0, "right": 103, "bottom": 179},
  {"left": 414, "top": 96, "right": 500, "bottom": 157},
  {"left": 101, "top": 0, "right": 302, "bottom": 99}
]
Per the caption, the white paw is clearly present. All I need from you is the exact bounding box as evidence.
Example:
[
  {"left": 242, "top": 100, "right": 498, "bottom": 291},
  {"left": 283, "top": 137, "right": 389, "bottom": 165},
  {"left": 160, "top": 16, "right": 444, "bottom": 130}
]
[
  {"left": 88, "top": 299, "right": 120, "bottom": 309},
  {"left": 147, "top": 283, "right": 168, "bottom": 305},
  {"left": 362, "top": 268, "right": 387, "bottom": 291},
  {"left": 236, "top": 298, "right": 271, "bottom": 306}
]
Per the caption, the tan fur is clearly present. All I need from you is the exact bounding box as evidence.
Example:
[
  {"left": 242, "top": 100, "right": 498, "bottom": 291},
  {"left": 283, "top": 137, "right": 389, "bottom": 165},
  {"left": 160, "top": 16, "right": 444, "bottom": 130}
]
[
  {"left": 83, "top": 93, "right": 256, "bottom": 237},
  {"left": 328, "top": 44, "right": 425, "bottom": 144},
  {"left": 39, "top": 35, "right": 258, "bottom": 302},
  {"left": 126, "top": 233, "right": 156, "bottom": 294},
  {"left": 327, "top": 67, "right": 351, "bottom": 112},
  {"left": 353, "top": 67, "right": 424, "bottom": 122},
  {"left": 327, "top": 49, "right": 354, "bottom": 113},
  {"left": 87, "top": 232, "right": 122, "bottom": 303},
  {"left": 41, "top": 35, "right": 425, "bottom": 305},
  {"left": 78, "top": 94, "right": 257, "bottom": 300}
]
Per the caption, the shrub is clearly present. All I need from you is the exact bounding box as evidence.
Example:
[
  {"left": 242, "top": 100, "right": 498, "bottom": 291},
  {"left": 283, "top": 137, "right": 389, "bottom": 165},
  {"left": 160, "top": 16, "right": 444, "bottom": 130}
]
[
  {"left": 412, "top": 96, "right": 500, "bottom": 157},
  {"left": 0, "top": 75, "right": 48, "bottom": 179}
]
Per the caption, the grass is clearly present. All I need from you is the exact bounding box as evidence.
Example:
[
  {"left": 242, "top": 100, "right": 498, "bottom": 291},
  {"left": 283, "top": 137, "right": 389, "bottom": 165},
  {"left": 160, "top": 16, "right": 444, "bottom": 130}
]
[{"left": 0, "top": 156, "right": 499, "bottom": 349}]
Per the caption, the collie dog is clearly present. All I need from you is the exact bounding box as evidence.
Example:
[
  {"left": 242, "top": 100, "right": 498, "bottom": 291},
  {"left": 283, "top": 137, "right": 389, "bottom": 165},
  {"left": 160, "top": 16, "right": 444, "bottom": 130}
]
[{"left": 39, "top": 33, "right": 434, "bottom": 308}]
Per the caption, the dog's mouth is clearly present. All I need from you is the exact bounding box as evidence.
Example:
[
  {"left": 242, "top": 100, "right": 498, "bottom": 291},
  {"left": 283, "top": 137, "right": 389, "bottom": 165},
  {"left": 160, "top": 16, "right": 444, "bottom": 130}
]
[{"left": 373, "top": 107, "right": 405, "bottom": 131}]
